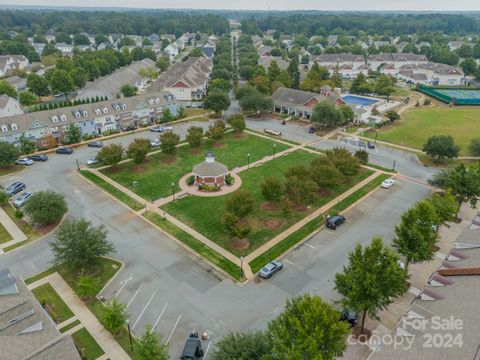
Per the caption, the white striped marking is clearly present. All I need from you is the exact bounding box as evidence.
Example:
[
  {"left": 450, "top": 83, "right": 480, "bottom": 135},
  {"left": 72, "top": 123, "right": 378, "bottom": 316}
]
[
  {"left": 115, "top": 274, "right": 133, "bottom": 298},
  {"left": 132, "top": 292, "right": 156, "bottom": 330},
  {"left": 204, "top": 340, "right": 212, "bottom": 359},
  {"left": 151, "top": 303, "right": 168, "bottom": 332},
  {"left": 126, "top": 283, "right": 143, "bottom": 309},
  {"left": 166, "top": 314, "right": 182, "bottom": 344},
  {"left": 304, "top": 242, "right": 315, "bottom": 249},
  {"left": 284, "top": 259, "right": 295, "bottom": 265}
]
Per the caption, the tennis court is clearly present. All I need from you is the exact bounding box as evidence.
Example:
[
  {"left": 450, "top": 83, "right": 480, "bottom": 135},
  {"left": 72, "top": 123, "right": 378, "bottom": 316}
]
[
  {"left": 434, "top": 89, "right": 480, "bottom": 101},
  {"left": 419, "top": 86, "right": 480, "bottom": 105}
]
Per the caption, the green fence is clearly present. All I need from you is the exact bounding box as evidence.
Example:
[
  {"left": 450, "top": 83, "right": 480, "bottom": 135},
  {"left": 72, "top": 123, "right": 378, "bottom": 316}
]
[{"left": 418, "top": 85, "right": 480, "bottom": 106}]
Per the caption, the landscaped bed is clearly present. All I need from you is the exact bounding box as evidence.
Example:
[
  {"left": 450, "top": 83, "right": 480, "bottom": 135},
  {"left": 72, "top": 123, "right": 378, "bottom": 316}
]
[
  {"left": 101, "top": 132, "right": 290, "bottom": 201},
  {"left": 162, "top": 150, "right": 374, "bottom": 256}
]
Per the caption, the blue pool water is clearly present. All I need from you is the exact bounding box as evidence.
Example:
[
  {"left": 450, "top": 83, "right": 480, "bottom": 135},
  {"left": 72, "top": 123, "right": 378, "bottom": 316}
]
[{"left": 342, "top": 95, "right": 379, "bottom": 106}]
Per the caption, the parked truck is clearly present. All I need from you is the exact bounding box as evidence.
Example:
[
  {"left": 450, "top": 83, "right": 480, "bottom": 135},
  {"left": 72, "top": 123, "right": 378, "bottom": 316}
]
[{"left": 180, "top": 333, "right": 204, "bottom": 360}]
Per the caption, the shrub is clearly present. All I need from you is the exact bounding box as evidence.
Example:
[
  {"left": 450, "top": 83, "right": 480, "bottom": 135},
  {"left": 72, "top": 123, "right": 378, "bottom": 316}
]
[
  {"left": 225, "top": 174, "right": 234, "bottom": 186},
  {"left": 354, "top": 149, "right": 369, "bottom": 165},
  {"left": 186, "top": 175, "right": 195, "bottom": 186},
  {"left": 423, "top": 98, "right": 431, "bottom": 106},
  {"left": 14, "top": 209, "right": 24, "bottom": 219},
  {"left": 23, "top": 190, "right": 67, "bottom": 226}
]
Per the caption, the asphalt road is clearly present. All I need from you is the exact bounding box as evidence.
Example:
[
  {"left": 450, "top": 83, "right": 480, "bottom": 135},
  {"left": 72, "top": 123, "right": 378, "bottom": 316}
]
[{"left": 0, "top": 118, "right": 435, "bottom": 358}]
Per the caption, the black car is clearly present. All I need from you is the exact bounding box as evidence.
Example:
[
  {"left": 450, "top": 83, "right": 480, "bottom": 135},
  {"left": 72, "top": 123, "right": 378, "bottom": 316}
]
[
  {"left": 367, "top": 141, "right": 376, "bottom": 149},
  {"left": 326, "top": 215, "right": 345, "bottom": 230},
  {"left": 340, "top": 310, "right": 358, "bottom": 327},
  {"left": 87, "top": 141, "right": 103, "bottom": 148},
  {"left": 30, "top": 154, "right": 48, "bottom": 161},
  {"left": 180, "top": 333, "right": 204, "bottom": 360},
  {"left": 308, "top": 126, "right": 315, "bottom": 134},
  {"left": 5, "top": 181, "right": 26, "bottom": 196},
  {"left": 56, "top": 147, "right": 73, "bottom": 155}
]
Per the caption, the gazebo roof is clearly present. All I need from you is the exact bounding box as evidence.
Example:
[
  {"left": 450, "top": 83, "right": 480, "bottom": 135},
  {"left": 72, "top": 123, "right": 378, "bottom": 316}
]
[{"left": 193, "top": 162, "right": 228, "bottom": 177}]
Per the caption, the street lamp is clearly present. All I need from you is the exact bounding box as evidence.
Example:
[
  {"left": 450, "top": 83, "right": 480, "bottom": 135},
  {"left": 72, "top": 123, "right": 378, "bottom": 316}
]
[
  {"left": 392, "top": 160, "right": 396, "bottom": 172},
  {"left": 171, "top": 182, "right": 175, "bottom": 201},
  {"left": 126, "top": 320, "right": 133, "bottom": 351},
  {"left": 273, "top": 144, "right": 276, "bottom": 159},
  {"left": 240, "top": 256, "right": 244, "bottom": 278},
  {"left": 76, "top": 159, "right": 80, "bottom": 171},
  {"left": 247, "top": 153, "right": 250, "bottom": 169},
  {"left": 374, "top": 129, "right": 379, "bottom": 145}
]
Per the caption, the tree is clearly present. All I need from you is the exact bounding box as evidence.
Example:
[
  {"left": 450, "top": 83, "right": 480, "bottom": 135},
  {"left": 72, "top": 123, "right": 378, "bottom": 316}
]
[
  {"left": 335, "top": 237, "right": 408, "bottom": 333},
  {"left": 138, "top": 67, "right": 158, "bottom": 80},
  {"left": 19, "top": 91, "right": 37, "bottom": 106},
  {"left": 284, "top": 172, "right": 316, "bottom": 206},
  {"left": 27, "top": 73, "right": 50, "bottom": 96},
  {"left": 460, "top": 57, "right": 478, "bottom": 76},
  {"left": 156, "top": 56, "right": 170, "bottom": 72},
  {"left": 325, "top": 147, "right": 360, "bottom": 176},
  {"left": 287, "top": 58, "right": 300, "bottom": 88},
  {"left": 211, "top": 331, "right": 270, "bottom": 360},
  {"left": 267, "top": 294, "right": 349, "bottom": 360},
  {"left": 189, "top": 47, "right": 204, "bottom": 57},
  {"left": 300, "top": 63, "right": 330, "bottom": 92},
  {"left": 96, "top": 144, "right": 124, "bottom": 167},
  {"left": 427, "top": 191, "right": 458, "bottom": 225},
  {"left": 18, "top": 135, "right": 35, "bottom": 155},
  {"left": 24, "top": 190, "right": 67, "bottom": 226},
  {"left": 48, "top": 69, "right": 74, "bottom": 98},
  {"left": 261, "top": 177, "right": 284, "bottom": 204},
  {"left": 267, "top": 60, "right": 281, "bottom": 84},
  {"left": 374, "top": 74, "right": 394, "bottom": 97},
  {"left": 423, "top": 135, "right": 460, "bottom": 160},
  {"left": 393, "top": 200, "right": 439, "bottom": 270},
  {"left": 159, "top": 131, "right": 180, "bottom": 155},
  {"left": 227, "top": 114, "right": 246, "bottom": 134},
  {"left": 203, "top": 90, "right": 230, "bottom": 114},
  {"left": 207, "top": 121, "right": 225, "bottom": 141},
  {"left": 354, "top": 149, "right": 369, "bottom": 165},
  {"left": 0, "top": 141, "right": 20, "bottom": 167},
  {"left": 386, "top": 110, "right": 400, "bottom": 122},
  {"left": 350, "top": 73, "right": 372, "bottom": 94},
  {"left": 161, "top": 107, "right": 174, "bottom": 122},
  {"left": 63, "top": 123, "right": 82, "bottom": 144},
  {"left": 76, "top": 276, "right": 99, "bottom": 301},
  {"left": 468, "top": 138, "right": 480, "bottom": 156},
  {"left": 120, "top": 84, "right": 137, "bottom": 97},
  {"left": 186, "top": 126, "right": 204, "bottom": 148},
  {"left": 102, "top": 299, "right": 127, "bottom": 336},
  {"left": 311, "top": 101, "right": 345, "bottom": 128},
  {"left": 226, "top": 190, "right": 255, "bottom": 219},
  {"left": 70, "top": 68, "right": 88, "bottom": 89},
  {"left": 309, "top": 158, "right": 342, "bottom": 189},
  {"left": 136, "top": 324, "right": 169, "bottom": 360},
  {"left": 50, "top": 218, "right": 114, "bottom": 272},
  {"left": 0, "top": 80, "right": 17, "bottom": 98},
  {"left": 127, "top": 138, "right": 151, "bottom": 164},
  {"left": 339, "top": 105, "right": 354, "bottom": 124}
]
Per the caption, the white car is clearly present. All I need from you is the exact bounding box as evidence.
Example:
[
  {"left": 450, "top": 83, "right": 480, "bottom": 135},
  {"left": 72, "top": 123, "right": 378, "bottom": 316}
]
[
  {"left": 15, "top": 158, "right": 34, "bottom": 166},
  {"left": 381, "top": 178, "right": 395, "bottom": 189},
  {"left": 87, "top": 158, "right": 99, "bottom": 166},
  {"left": 13, "top": 191, "right": 32, "bottom": 207},
  {"left": 151, "top": 139, "right": 161, "bottom": 148}
]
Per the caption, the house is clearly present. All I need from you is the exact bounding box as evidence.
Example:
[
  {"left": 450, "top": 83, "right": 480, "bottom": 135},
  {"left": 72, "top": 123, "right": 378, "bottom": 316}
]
[
  {"left": 374, "top": 40, "right": 391, "bottom": 48},
  {"left": 396, "top": 41, "right": 409, "bottom": 52},
  {"left": 55, "top": 42, "right": 74, "bottom": 56},
  {"left": 271, "top": 87, "right": 344, "bottom": 119},
  {"left": 164, "top": 43, "right": 179, "bottom": 61},
  {"left": 160, "top": 34, "right": 176, "bottom": 42},
  {"left": 259, "top": 56, "right": 289, "bottom": 71},
  {"left": 448, "top": 41, "right": 464, "bottom": 51},
  {"left": 5, "top": 76, "right": 27, "bottom": 92},
  {"left": 149, "top": 57, "right": 212, "bottom": 102},
  {"left": 416, "top": 41, "right": 431, "bottom": 49},
  {"left": 367, "top": 53, "right": 428, "bottom": 72},
  {"left": 310, "top": 53, "right": 366, "bottom": 69},
  {"left": 107, "top": 33, "right": 123, "bottom": 44},
  {"left": 44, "top": 31, "right": 56, "bottom": 43},
  {"left": 97, "top": 42, "right": 112, "bottom": 51},
  {"left": 0, "top": 91, "right": 178, "bottom": 145},
  {"left": 76, "top": 58, "right": 156, "bottom": 100},
  {"left": 356, "top": 41, "right": 369, "bottom": 50},
  {"left": 0, "top": 55, "right": 29, "bottom": 77},
  {"left": 0, "top": 269, "right": 81, "bottom": 360},
  {"left": 81, "top": 32, "right": 96, "bottom": 45},
  {"left": 327, "top": 35, "right": 339, "bottom": 47},
  {"left": 257, "top": 45, "right": 273, "bottom": 57},
  {"left": 397, "top": 62, "right": 465, "bottom": 86},
  {"left": 0, "top": 95, "right": 23, "bottom": 118},
  {"left": 76, "top": 45, "right": 94, "bottom": 52},
  {"left": 126, "top": 35, "right": 143, "bottom": 47},
  {"left": 200, "top": 44, "right": 215, "bottom": 59}
]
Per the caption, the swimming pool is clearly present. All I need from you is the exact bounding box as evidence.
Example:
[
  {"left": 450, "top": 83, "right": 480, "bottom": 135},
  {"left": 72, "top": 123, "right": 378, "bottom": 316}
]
[{"left": 342, "top": 95, "right": 379, "bottom": 106}]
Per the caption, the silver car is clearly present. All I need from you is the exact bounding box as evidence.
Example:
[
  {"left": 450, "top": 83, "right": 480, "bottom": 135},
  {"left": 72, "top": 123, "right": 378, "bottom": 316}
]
[
  {"left": 13, "top": 191, "right": 32, "bottom": 207},
  {"left": 259, "top": 260, "right": 283, "bottom": 279},
  {"left": 15, "top": 158, "right": 34, "bottom": 165}
]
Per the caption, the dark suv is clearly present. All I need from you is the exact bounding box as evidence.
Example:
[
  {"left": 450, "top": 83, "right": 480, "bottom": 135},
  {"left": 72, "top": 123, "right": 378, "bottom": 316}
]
[
  {"left": 56, "top": 147, "right": 73, "bottom": 155},
  {"left": 5, "top": 182, "right": 26, "bottom": 196},
  {"left": 180, "top": 333, "right": 204, "bottom": 360},
  {"left": 326, "top": 215, "right": 345, "bottom": 230}
]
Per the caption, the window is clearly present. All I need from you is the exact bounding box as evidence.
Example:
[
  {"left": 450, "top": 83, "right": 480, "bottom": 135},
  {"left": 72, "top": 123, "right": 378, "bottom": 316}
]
[
  {"left": 52, "top": 115, "right": 58, "bottom": 123},
  {"left": 11, "top": 123, "right": 17, "bottom": 130},
  {"left": 121, "top": 104, "right": 127, "bottom": 110},
  {"left": 83, "top": 111, "right": 88, "bottom": 117},
  {"left": 75, "top": 112, "right": 81, "bottom": 119},
  {"left": 61, "top": 115, "right": 67, "bottom": 121},
  {"left": 95, "top": 109, "right": 101, "bottom": 115},
  {"left": 103, "top": 107, "right": 108, "bottom": 114},
  {"left": 1, "top": 125, "right": 7, "bottom": 132}
]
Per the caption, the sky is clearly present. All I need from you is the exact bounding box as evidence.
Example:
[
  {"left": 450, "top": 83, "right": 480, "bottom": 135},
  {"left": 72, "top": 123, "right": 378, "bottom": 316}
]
[{"left": 0, "top": 0, "right": 479, "bottom": 11}]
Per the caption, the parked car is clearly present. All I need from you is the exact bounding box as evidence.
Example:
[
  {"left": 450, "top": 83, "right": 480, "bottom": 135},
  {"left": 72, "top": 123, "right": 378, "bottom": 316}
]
[
  {"left": 259, "top": 260, "right": 283, "bottom": 279},
  {"left": 122, "top": 125, "right": 136, "bottom": 131},
  {"left": 340, "top": 310, "right": 358, "bottom": 327},
  {"left": 13, "top": 191, "right": 32, "bottom": 207},
  {"left": 367, "top": 141, "right": 376, "bottom": 149},
  {"left": 264, "top": 128, "right": 282, "bottom": 136},
  {"left": 15, "top": 158, "right": 34, "bottom": 166},
  {"left": 308, "top": 126, "right": 315, "bottom": 134},
  {"left": 5, "top": 182, "right": 26, "bottom": 196},
  {"left": 30, "top": 154, "right": 48, "bottom": 161},
  {"left": 326, "top": 215, "right": 345, "bottom": 230},
  {"left": 150, "top": 139, "right": 161, "bottom": 148},
  {"left": 56, "top": 147, "right": 73, "bottom": 155},
  {"left": 180, "top": 333, "right": 204, "bottom": 360},
  {"left": 87, "top": 158, "right": 99, "bottom": 166},
  {"left": 381, "top": 178, "right": 395, "bottom": 189},
  {"left": 150, "top": 125, "right": 172, "bottom": 133},
  {"left": 88, "top": 141, "right": 103, "bottom": 148}
]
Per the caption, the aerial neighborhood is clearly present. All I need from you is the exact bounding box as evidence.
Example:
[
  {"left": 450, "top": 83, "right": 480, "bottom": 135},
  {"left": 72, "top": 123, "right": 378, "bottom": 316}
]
[{"left": 0, "top": 7, "right": 480, "bottom": 360}]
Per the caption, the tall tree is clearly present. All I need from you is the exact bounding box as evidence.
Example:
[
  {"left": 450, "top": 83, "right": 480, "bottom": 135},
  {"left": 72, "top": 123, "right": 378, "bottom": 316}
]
[
  {"left": 423, "top": 135, "right": 460, "bottom": 161},
  {"left": 427, "top": 191, "right": 458, "bottom": 225},
  {"left": 335, "top": 237, "right": 408, "bottom": 333},
  {"left": 159, "top": 131, "right": 180, "bottom": 155},
  {"left": 203, "top": 89, "right": 230, "bottom": 114},
  {"left": 0, "top": 141, "right": 19, "bottom": 168},
  {"left": 226, "top": 190, "right": 255, "bottom": 219},
  {"left": 63, "top": 123, "right": 82, "bottom": 144},
  {"left": 102, "top": 299, "right": 127, "bottom": 336},
  {"left": 127, "top": 138, "right": 151, "bottom": 164},
  {"left": 136, "top": 324, "right": 169, "bottom": 360},
  {"left": 186, "top": 126, "right": 204, "bottom": 148},
  {"left": 27, "top": 73, "right": 50, "bottom": 96},
  {"left": 48, "top": 69, "right": 74, "bottom": 99},
  {"left": 96, "top": 144, "right": 124, "bottom": 167},
  {"left": 287, "top": 58, "right": 300, "bottom": 88},
  {"left": 311, "top": 100, "right": 345, "bottom": 128}
]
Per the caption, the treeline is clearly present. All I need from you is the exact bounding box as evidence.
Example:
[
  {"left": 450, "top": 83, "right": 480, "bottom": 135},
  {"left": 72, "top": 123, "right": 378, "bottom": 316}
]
[
  {"left": 0, "top": 10, "right": 229, "bottom": 37},
  {"left": 241, "top": 13, "right": 480, "bottom": 36}
]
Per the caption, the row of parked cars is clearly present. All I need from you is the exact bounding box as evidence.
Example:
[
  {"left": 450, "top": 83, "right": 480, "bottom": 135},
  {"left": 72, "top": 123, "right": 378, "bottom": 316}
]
[{"left": 4, "top": 182, "right": 32, "bottom": 207}]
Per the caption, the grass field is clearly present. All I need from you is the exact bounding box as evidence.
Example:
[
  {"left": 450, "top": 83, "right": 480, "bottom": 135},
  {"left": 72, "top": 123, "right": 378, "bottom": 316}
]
[
  {"left": 0, "top": 222, "right": 12, "bottom": 244},
  {"left": 364, "top": 107, "right": 480, "bottom": 156},
  {"left": 162, "top": 151, "right": 373, "bottom": 256},
  {"left": 32, "top": 283, "right": 74, "bottom": 323},
  {"left": 102, "top": 133, "right": 290, "bottom": 201},
  {"left": 72, "top": 328, "right": 105, "bottom": 360}
]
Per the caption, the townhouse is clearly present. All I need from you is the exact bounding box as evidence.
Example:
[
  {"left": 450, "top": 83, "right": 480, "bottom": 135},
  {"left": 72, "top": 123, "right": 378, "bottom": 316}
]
[
  {"left": 310, "top": 53, "right": 367, "bottom": 78},
  {"left": 0, "top": 92, "right": 178, "bottom": 146},
  {"left": 0, "top": 95, "right": 23, "bottom": 118},
  {"left": 149, "top": 57, "right": 213, "bottom": 103},
  {"left": 0, "top": 55, "right": 29, "bottom": 77},
  {"left": 397, "top": 62, "right": 466, "bottom": 86},
  {"left": 367, "top": 53, "right": 429, "bottom": 72}
]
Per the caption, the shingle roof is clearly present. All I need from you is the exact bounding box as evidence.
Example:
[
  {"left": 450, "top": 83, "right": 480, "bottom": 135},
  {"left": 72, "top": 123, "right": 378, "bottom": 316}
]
[
  {"left": 192, "top": 159, "right": 228, "bottom": 177},
  {"left": 271, "top": 87, "right": 339, "bottom": 112}
]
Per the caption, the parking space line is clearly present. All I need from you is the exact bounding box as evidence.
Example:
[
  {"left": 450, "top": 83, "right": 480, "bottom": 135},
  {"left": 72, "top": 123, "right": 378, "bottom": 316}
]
[
  {"left": 166, "top": 314, "right": 182, "bottom": 344},
  {"left": 151, "top": 303, "right": 168, "bottom": 332},
  {"left": 115, "top": 274, "right": 133, "bottom": 298},
  {"left": 132, "top": 292, "right": 156, "bottom": 330},
  {"left": 204, "top": 340, "right": 212, "bottom": 359},
  {"left": 304, "top": 242, "right": 315, "bottom": 249},
  {"left": 126, "top": 283, "right": 143, "bottom": 309},
  {"left": 284, "top": 259, "right": 295, "bottom": 265}
]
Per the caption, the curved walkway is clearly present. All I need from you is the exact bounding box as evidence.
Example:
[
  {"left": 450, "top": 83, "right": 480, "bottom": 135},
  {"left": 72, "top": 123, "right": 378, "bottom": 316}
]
[{"left": 178, "top": 173, "right": 242, "bottom": 197}]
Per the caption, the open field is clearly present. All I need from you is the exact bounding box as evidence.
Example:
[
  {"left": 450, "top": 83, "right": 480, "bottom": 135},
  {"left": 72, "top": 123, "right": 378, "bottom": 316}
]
[
  {"left": 363, "top": 107, "right": 480, "bottom": 156},
  {"left": 101, "top": 132, "right": 290, "bottom": 201},
  {"left": 162, "top": 150, "right": 373, "bottom": 256}
]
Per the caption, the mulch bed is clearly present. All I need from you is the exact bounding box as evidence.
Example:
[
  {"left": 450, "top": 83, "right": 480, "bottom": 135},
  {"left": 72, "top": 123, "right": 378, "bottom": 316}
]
[
  {"left": 261, "top": 202, "right": 278, "bottom": 211},
  {"left": 293, "top": 203, "right": 308, "bottom": 212},
  {"left": 230, "top": 237, "right": 250, "bottom": 250},
  {"left": 263, "top": 218, "right": 283, "bottom": 229},
  {"left": 36, "top": 217, "right": 62, "bottom": 235}
]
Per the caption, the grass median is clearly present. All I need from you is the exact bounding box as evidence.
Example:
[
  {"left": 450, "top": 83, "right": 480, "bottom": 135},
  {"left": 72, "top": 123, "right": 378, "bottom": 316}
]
[
  {"left": 80, "top": 170, "right": 144, "bottom": 211},
  {"left": 72, "top": 328, "right": 105, "bottom": 360},
  {"left": 32, "top": 283, "right": 74, "bottom": 324},
  {"left": 143, "top": 211, "right": 242, "bottom": 281}
]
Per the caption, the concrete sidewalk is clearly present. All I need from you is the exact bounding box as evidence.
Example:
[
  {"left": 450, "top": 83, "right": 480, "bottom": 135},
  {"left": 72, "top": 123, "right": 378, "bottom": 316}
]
[
  {"left": 0, "top": 206, "right": 27, "bottom": 251},
  {"left": 28, "top": 273, "right": 131, "bottom": 360}
]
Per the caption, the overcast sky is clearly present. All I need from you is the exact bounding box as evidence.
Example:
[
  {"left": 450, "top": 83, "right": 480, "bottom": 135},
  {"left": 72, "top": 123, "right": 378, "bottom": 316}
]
[{"left": 0, "top": 0, "right": 479, "bottom": 11}]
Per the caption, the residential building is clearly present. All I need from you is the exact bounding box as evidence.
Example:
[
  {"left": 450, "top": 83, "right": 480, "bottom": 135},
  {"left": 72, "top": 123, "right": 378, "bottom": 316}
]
[
  {"left": 259, "top": 56, "right": 289, "bottom": 71},
  {"left": 0, "top": 95, "right": 23, "bottom": 118},
  {"left": 33, "top": 43, "right": 45, "bottom": 55},
  {"left": 0, "top": 269, "right": 81, "bottom": 360},
  {"left": 164, "top": 43, "right": 179, "bottom": 61},
  {"left": 448, "top": 41, "right": 464, "bottom": 51},
  {"left": 160, "top": 34, "right": 176, "bottom": 42},
  {"left": 327, "top": 35, "right": 339, "bottom": 46},
  {"left": 397, "top": 62, "right": 466, "bottom": 86},
  {"left": 367, "top": 53, "right": 428, "bottom": 72},
  {"left": 310, "top": 53, "right": 366, "bottom": 69},
  {"left": 5, "top": 76, "right": 27, "bottom": 92},
  {"left": 257, "top": 45, "right": 273, "bottom": 57},
  {"left": 200, "top": 43, "right": 215, "bottom": 59},
  {"left": 149, "top": 57, "right": 212, "bottom": 102},
  {"left": 76, "top": 58, "right": 156, "bottom": 101},
  {"left": 271, "top": 86, "right": 344, "bottom": 119},
  {"left": 54, "top": 43, "right": 74, "bottom": 56},
  {"left": 126, "top": 35, "right": 143, "bottom": 47},
  {"left": 0, "top": 91, "right": 177, "bottom": 146},
  {"left": 0, "top": 55, "right": 29, "bottom": 77}
]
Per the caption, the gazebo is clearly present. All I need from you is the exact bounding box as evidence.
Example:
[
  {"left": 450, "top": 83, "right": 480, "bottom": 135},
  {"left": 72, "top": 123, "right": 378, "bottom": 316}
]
[{"left": 192, "top": 151, "right": 228, "bottom": 188}]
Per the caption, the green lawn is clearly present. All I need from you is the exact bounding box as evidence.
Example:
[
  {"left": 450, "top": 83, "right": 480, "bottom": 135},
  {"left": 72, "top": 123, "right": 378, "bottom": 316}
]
[
  {"left": 364, "top": 107, "right": 480, "bottom": 156},
  {"left": 0, "top": 165, "right": 25, "bottom": 176},
  {"left": 32, "top": 283, "right": 74, "bottom": 324},
  {"left": 72, "top": 328, "right": 105, "bottom": 360},
  {"left": 60, "top": 319, "right": 81, "bottom": 333},
  {"left": 184, "top": 108, "right": 208, "bottom": 117},
  {"left": 0, "top": 222, "right": 12, "bottom": 244},
  {"left": 162, "top": 151, "right": 373, "bottom": 256},
  {"left": 1, "top": 204, "right": 43, "bottom": 252},
  {"left": 101, "top": 133, "right": 290, "bottom": 201}
]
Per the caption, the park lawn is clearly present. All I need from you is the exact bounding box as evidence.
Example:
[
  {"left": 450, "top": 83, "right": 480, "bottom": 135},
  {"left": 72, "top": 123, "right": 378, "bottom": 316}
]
[
  {"left": 32, "top": 283, "right": 74, "bottom": 324},
  {"left": 72, "top": 328, "right": 105, "bottom": 360},
  {"left": 162, "top": 150, "right": 373, "bottom": 256},
  {"left": 363, "top": 107, "right": 480, "bottom": 156},
  {"left": 183, "top": 108, "right": 208, "bottom": 117},
  {"left": 0, "top": 222, "right": 12, "bottom": 244},
  {"left": 101, "top": 132, "right": 290, "bottom": 201}
]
